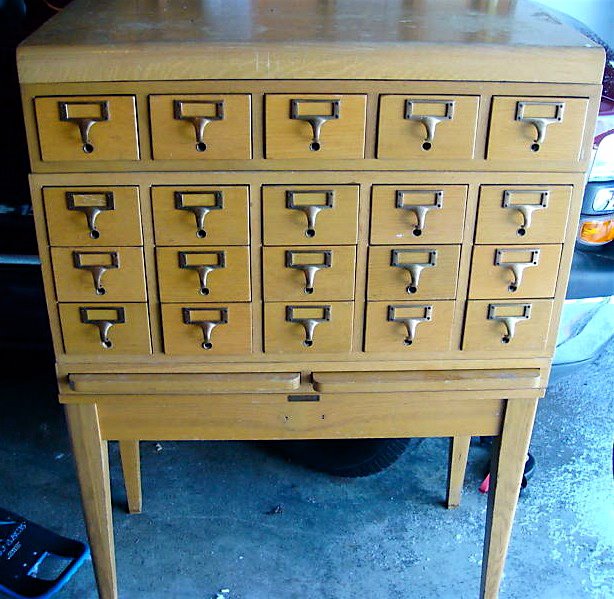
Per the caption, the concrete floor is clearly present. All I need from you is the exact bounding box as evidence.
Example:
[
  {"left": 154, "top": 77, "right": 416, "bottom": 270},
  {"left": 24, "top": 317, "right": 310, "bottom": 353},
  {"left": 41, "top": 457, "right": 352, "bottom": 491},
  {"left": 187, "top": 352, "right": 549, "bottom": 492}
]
[{"left": 1, "top": 344, "right": 613, "bottom": 599}]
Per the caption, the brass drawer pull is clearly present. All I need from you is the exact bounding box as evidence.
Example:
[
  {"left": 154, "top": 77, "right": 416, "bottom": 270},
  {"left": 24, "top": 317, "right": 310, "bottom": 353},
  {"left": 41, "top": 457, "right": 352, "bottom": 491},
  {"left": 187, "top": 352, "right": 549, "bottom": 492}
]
[
  {"left": 515, "top": 101, "right": 564, "bottom": 152},
  {"left": 494, "top": 248, "right": 540, "bottom": 293},
  {"left": 58, "top": 100, "right": 110, "bottom": 154},
  {"left": 79, "top": 306, "right": 125, "bottom": 349},
  {"left": 173, "top": 99, "right": 224, "bottom": 152},
  {"left": 286, "top": 304, "right": 331, "bottom": 347},
  {"left": 502, "top": 190, "right": 549, "bottom": 237},
  {"left": 178, "top": 250, "right": 226, "bottom": 295},
  {"left": 66, "top": 191, "right": 115, "bottom": 239},
  {"left": 285, "top": 190, "right": 334, "bottom": 238},
  {"left": 404, "top": 99, "right": 455, "bottom": 151},
  {"left": 72, "top": 250, "right": 120, "bottom": 295},
  {"left": 487, "top": 303, "right": 532, "bottom": 344},
  {"left": 174, "top": 190, "right": 224, "bottom": 239},
  {"left": 387, "top": 304, "right": 432, "bottom": 346},
  {"left": 285, "top": 249, "right": 332, "bottom": 294},
  {"left": 395, "top": 190, "right": 444, "bottom": 236},
  {"left": 182, "top": 307, "right": 228, "bottom": 350},
  {"left": 290, "top": 98, "right": 340, "bottom": 152},
  {"left": 391, "top": 249, "right": 437, "bottom": 294}
]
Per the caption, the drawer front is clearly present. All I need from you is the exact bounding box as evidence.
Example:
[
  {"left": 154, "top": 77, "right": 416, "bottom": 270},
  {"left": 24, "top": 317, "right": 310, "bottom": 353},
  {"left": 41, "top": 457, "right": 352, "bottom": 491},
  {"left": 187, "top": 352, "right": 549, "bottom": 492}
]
[
  {"left": 157, "top": 246, "right": 251, "bottom": 302},
  {"left": 463, "top": 299, "right": 553, "bottom": 352},
  {"left": 35, "top": 96, "right": 139, "bottom": 162},
  {"left": 263, "top": 246, "right": 356, "bottom": 301},
  {"left": 152, "top": 186, "right": 249, "bottom": 245},
  {"left": 370, "top": 185, "right": 467, "bottom": 245},
  {"left": 263, "top": 185, "right": 359, "bottom": 245},
  {"left": 475, "top": 185, "right": 572, "bottom": 244},
  {"left": 59, "top": 303, "right": 151, "bottom": 355},
  {"left": 161, "top": 303, "right": 252, "bottom": 355},
  {"left": 367, "top": 245, "right": 460, "bottom": 300},
  {"left": 377, "top": 95, "right": 479, "bottom": 159},
  {"left": 364, "top": 301, "right": 455, "bottom": 353},
  {"left": 265, "top": 94, "right": 366, "bottom": 159},
  {"left": 264, "top": 302, "right": 353, "bottom": 353},
  {"left": 487, "top": 96, "right": 589, "bottom": 161},
  {"left": 44, "top": 186, "right": 142, "bottom": 247},
  {"left": 469, "top": 245, "right": 561, "bottom": 299},
  {"left": 51, "top": 247, "right": 147, "bottom": 302},
  {"left": 149, "top": 94, "right": 251, "bottom": 160}
]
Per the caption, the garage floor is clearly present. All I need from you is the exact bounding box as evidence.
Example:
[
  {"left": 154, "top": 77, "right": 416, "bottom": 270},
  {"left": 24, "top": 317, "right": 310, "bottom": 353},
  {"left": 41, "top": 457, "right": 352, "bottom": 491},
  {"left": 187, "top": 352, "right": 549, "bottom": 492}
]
[{"left": 1, "top": 342, "right": 612, "bottom": 599}]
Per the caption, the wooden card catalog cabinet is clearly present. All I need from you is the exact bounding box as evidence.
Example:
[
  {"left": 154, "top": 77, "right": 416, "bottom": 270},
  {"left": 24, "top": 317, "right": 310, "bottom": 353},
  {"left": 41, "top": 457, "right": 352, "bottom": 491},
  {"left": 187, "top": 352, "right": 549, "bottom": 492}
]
[{"left": 18, "top": 1, "right": 603, "bottom": 598}]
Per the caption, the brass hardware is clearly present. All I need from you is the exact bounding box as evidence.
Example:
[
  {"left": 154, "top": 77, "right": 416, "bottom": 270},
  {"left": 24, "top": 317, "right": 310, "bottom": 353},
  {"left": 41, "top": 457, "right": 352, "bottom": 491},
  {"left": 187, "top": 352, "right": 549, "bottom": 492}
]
[
  {"left": 65, "top": 191, "right": 115, "bottom": 239},
  {"left": 387, "top": 304, "right": 433, "bottom": 346},
  {"left": 286, "top": 305, "right": 331, "bottom": 347},
  {"left": 182, "top": 307, "right": 228, "bottom": 350},
  {"left": 487, "top": 303, "right": 532, "bottom": 344},
  {"left": 494, "top": 248, "right": 540, "bottom": 293},
  {"left": 502, "top": 190, "right": 549, "bottom": 237},
  {"left": 290, "top": 99, "right": 340, "bottom": 151},
  {"left": 285, "top": 249, "right": 333, "bottom": 294},
  {"left": 79, "top": 306, "right": 125, "bottom": 349},
  {"left": 58, "top": 100, "right": 110, "bottom": 154},
  {"left": 178, "top": 250, "right": 226, "bottom": 295},
  {"left": 395, "top": 190, "right": 444, "bottom": 236},
  {"left": 174, "top": 190, "right": 224, "bottom": 238},
  {"left": 285, "top": 190, "right": 334, "bottom": 238},
  {"left": 391, "top": 248, "right": 437, "bottom": 294},
  {"left": 173, "top": 99, "right": 224, "bottom": 152},
  {"left": 515, "top": 101, "right": 564, "bottom": 152},
  {"left": 72, "top": 251, "right": 120, "bottom": 295},
  {"left": 404, "top": 99, "right": 455, "bottom": 150}
]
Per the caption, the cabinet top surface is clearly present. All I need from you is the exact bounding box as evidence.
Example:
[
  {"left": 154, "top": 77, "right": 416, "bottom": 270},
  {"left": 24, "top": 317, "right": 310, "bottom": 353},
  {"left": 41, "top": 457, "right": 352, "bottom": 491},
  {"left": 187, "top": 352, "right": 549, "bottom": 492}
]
[{"left": 18, "top": 0, "right": 604, "bottom": 83}]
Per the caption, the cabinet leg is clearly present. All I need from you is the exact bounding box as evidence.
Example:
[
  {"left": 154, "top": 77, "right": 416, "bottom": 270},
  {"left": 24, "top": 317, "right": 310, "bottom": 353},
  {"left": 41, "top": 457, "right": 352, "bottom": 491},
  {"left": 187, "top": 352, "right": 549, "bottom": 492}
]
[
  {"left": 65, "top": 403, "right": 118, "bottom": 599},
  {"left": 119, "top": 441, "right": 142, "bottom": 514},
  {"left": 480, "top": 397, "right": 538, "bottom": 599},
  {"left": 446, "top": 435, "right": 471, "bottom": 509}
]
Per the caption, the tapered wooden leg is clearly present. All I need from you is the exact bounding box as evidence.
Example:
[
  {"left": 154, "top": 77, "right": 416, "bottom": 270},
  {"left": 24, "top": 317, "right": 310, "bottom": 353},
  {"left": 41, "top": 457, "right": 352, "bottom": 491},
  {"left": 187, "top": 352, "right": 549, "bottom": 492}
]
[
  {"left": 65, "top": 403, "right": 118, "bottom": 599},
  {"left": 480, "top": 397, "right": 538, "bottom": 599},
  {"left": 446, "top": 435, "right": 471, "bottom": 509},
  {"left": 119, "top": 441, "right": 142, "bottom": 514}
]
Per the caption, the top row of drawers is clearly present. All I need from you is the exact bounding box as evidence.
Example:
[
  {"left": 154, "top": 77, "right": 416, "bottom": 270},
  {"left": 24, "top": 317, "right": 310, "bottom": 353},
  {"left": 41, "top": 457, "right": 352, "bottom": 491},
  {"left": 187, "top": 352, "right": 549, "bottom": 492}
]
[{"left": 33, "top": 93, "right": 589, "bottom": 164}]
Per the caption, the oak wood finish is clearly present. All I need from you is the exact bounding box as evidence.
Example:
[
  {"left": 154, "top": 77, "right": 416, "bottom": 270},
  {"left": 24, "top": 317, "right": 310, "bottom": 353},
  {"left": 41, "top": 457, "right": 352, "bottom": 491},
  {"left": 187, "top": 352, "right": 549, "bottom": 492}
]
[
  {"left": 118, "top": 441, "right": 142, "bottom": 514},
  {"left": 447, "top": 436, "right": 472, "bottom": 509}
]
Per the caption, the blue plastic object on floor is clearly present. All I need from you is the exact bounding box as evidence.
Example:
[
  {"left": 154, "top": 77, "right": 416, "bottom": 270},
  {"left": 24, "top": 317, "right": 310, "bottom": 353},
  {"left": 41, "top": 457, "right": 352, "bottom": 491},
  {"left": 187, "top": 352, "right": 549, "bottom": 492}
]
[{"left": 0, "top": 508, "right": 88, "bottom": 599}]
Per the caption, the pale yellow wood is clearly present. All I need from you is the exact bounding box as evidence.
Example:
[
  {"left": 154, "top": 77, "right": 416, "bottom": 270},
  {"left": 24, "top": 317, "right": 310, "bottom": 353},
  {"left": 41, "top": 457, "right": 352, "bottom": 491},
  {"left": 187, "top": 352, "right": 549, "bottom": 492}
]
[
  {"left": 64, "top": 403, "right": 117, "bottom": 599},
  {"left": 446, "top": 435, "right": 471, "bottom": 509},
  {"left": 68, "top": 372, "right": 301, "bottom": 394},
  {"left": 487, "top": 96, "right": 589, "bottom": 162},
  {"left": 149, "top": 94, "right": 251, "bottom": 160},
  {"left": 481, "top": 397, "right": 538, "bottom": 599},
  {"left": 367, "top": 245, "right": 461, "bottom": 301},
  {"left": 59, "top": 303, "right": 152, "bottom": 356},
  {"left": 378, "top": 95, "right": 479, "bottom": 159},
  {"left": 475, "top": 185, "right": 572, "bottom": 245},
  {"left": 264, "top": 302, "right": 353, "bottom": 354},
  {"left": 469, "top": 244, "right": 562, "bottom": 299},
  {"left": 34, "top": 95, "right": 139, "bottom": 162},
  {"left": 370, "top": 185, "right": 468, "bottom": 245},
  {"left": 151, "top": 185, "right": 249, "bottom": 246},
  {"left": 51, "top": 246, "right": 147, "bottom": 302},
  {"left": 156, "top": 246, "right": 251, "bottom": 302},
  {"left": 161, "top": 303, "right": 252, "bottom": 356},
  {"left": 262, "top": 184, "right": 359, "bottom": 246},
  {"left": 44, "top": 186, "right": 143, "bottom": 247},
  {"left": 265, "top": 94, "right": 366, "bottom": 159},
  {"left": 118, "top": 441, "right": 142, "bottom": 514},
  {"left": 463, "top": 300, "right": 554, "bottom": 353},
  {"left": 263, "top": 245, "right": 356, "bottom": 301},
  {"left": 364, "top": 300, "right": 455, "bottom": 353}
]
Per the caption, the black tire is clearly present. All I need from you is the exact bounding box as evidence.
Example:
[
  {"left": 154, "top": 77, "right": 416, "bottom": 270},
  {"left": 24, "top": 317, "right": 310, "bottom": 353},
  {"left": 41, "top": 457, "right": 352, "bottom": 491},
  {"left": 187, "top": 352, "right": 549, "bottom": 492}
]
[{"left": 273, "top": 438, "right": 412, "bottom": 477}]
